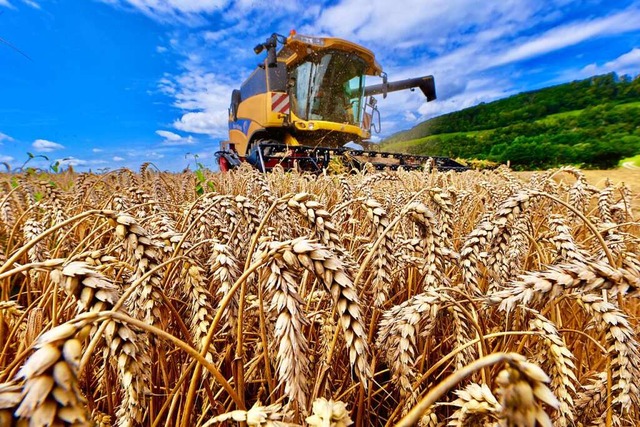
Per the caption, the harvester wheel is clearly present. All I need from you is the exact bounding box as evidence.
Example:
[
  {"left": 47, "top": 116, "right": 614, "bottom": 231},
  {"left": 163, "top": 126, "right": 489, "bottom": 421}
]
[{"left": 218, "top": 156, "right": 230, "bottom": 172}]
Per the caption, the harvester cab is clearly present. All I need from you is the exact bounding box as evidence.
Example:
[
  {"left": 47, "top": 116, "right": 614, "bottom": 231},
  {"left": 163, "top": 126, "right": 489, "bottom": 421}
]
[{"left": 216, "top": 31, "right": 467, "bottom": 172}]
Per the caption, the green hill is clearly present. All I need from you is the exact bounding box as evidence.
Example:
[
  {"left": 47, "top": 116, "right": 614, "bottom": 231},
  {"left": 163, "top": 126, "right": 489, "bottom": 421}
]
[{"left": 382, "top": 73, "right": 640, "bottom": 169}]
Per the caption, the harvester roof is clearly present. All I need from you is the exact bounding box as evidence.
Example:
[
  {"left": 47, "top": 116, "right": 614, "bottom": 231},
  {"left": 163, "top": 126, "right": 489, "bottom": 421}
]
[{"left": 278, "top": 32, "right": 383, "bottom": 76}]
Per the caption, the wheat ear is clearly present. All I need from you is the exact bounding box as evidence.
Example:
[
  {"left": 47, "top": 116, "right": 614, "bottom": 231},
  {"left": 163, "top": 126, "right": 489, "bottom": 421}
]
[
  {"left": 258, "top": 238, "right": 370, "bottom": 388},
  {"left": 204, "top": 401, "right": 291, "bottom": 427},
  {"left": 574, "top": 293, "right": 640, "bottom": 415},
  {"left": 52, "top": 262, "right": 151, "bottom": 426},
  {"left": 447, "top": 383, "right": 502, "bottom": 426},
  {"left": 306, "top": 397, "right": 353, "bottom": 427},
  {"left": 112, "top": 213, "right": 166, "bottom": 326},
  {"left": 0, "top": 382, "right": 22, "bottom": 425},
  {"left": 528, "top": 311, "right": 577, "bottom": 426},
  {"left": 495, "top": 356, "right": 559, "bottom": 427},
  {"left": 364, "top": 198, "right": 395, "bottom": 306},
  {"left": 376, "top": 291, "right": 442, "bottom": 398},
  {"left": 257, "top": 245, "right": 312, "bottom": 407},
  {"left": 14, "top": 319, "right": 92, "bottom": 426}
]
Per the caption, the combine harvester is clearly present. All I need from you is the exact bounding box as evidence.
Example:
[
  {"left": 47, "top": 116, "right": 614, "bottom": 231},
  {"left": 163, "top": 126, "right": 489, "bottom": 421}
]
[{"left": 216, "top": 31, "right": 467, "bottom": 172}]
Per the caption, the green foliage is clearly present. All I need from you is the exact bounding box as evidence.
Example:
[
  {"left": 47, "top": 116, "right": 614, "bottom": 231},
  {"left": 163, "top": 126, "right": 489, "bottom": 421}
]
[
  {"left": 620, "top": 154, "right": 640, "bottom": 167},
  {"left": 189, "top": 154, "right": 216, "bottom": 196},
  {"left": 455, "top": 158, "right": 499, "bottom": 170},
  {"left": 13, "top": 152, "right": 66, "bottom": 174},
  {"left": 383, "top": 73, "right": 640, "bottom": 169},
  {"left": 50, "top": 161, "right": 60, "bottom": 173}
]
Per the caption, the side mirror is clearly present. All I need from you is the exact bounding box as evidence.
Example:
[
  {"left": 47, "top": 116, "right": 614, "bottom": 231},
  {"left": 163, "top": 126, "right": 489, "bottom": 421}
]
[
  {"left": 266, "top": 34, "right": 278, "bottom": 68},
  {"left": 254, "top": 34, "right": 279, "bottom": 68}
]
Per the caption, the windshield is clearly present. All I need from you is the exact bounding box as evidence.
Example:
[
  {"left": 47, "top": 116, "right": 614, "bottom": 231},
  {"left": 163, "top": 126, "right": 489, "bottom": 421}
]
[{"left": 290, "top": 51, "right": 366, "bottom": 125}]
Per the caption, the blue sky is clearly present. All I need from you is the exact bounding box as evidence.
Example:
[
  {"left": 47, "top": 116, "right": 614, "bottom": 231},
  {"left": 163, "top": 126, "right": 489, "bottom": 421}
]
[{"left": 1, "top": 0, "right": 640, "bottom": 172}]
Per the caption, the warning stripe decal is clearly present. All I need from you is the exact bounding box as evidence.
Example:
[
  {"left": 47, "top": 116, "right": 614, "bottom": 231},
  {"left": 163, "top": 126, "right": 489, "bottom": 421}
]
[{"left": 271, "top": 93, "right": 290, "bottom": 114}]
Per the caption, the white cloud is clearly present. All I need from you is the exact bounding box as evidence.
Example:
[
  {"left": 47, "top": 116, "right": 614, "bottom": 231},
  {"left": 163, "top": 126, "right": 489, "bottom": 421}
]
[
  {"left": 492, "top": 9, "right": 640, "bottom": 68},
  {"left": 0, "top": 155, "right": 14, "bottom": 162},
  {"left": 113, "top": 156, "right": 125, "bottom": 161},
  {"left": 52, "top": 158, "right": 107, "bottom": 169},
  {"left": 57, "top": 157, "right": 87, "bottom": 167},
  {"left": 92, "top": 148, "right": 103, "bottom": 153},
  {"left": 156, "top": 129, "right": 196, "bottom": 145},
  {"left": 101, "top": 0, "right": 302, "bottom": 24},
  {"left": 348, "top": 3, "right": 640, "bottom": 135},
  {"left": 173, "top": 111, "right": 227, "bottom": 135},
  {"left": 98, "top": 0, "right": 229, "bottom": 24},
  {"left": 0, "top": 0, "right": 40, "bottom": 8},
  {"left": 160, "top": 65, "right": 235, "bottom": 137},
  {"left": 403, "top": 111, "right": 418, "bottom": 122},
  {"left": 156, "top": 130, "right": 181, "bottom": 141},
  {"left": 310, "top": 0, "right": 542, "bottom": 50},
  {"left": 33, "top": 139, "right": 64, "bottom": 152},
  {"left": 580, "top": 48, "right": 640, "bottom": 78},
  {"left": 21, "top": 0, "right": 39, "bottom": 8},
  {"left": 0, "top": 132, "right": 13, "bottom": 144},
  {"left": 99, "top": 0, "right": 640, "bottom": 148},
  {"left": 126, "top": 149, "right": 166, "bottom": 160}
]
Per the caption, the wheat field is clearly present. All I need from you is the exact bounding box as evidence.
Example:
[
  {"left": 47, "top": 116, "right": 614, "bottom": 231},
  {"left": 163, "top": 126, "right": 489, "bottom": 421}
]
[{"left": 0, "top": 162, "right": 638, "bottom": 427}]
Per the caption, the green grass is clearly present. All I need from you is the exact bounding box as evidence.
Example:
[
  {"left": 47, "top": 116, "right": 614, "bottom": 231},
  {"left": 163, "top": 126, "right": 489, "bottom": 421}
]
[
  {"left": 382, "top": 100, "right": 640, "bottom": 155},
  {"left": 537, "top": 109, "right": 583, "bottom": 124},
  {"left": 382, "top": 130, "right": 484, "bottom": 153},
  {"left": 380, "top": 139, "right": 425, "bottom": 154},
  {"left": 528, "top": 101, "right": 640, "bottom": 125},
  {"left": 615, "top": 101, "right": 640, "bottom": 109},
  {"left": 620, "top": 154, "right": 640, "bottom": 167}
]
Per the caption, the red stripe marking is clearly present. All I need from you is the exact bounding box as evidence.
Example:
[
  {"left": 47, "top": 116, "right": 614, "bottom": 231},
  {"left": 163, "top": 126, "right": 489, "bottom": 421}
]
[
  {"left": 271, "top": 94, "right": 286, "bottom": 109},
  {"left": 271, "top": 93, "right": 289, "bottom": 112}
]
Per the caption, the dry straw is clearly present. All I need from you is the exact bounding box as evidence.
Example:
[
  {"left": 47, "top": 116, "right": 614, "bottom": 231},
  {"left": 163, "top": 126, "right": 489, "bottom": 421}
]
[{"left": 0, "top": 163, "right": 638, "bottom": 426}]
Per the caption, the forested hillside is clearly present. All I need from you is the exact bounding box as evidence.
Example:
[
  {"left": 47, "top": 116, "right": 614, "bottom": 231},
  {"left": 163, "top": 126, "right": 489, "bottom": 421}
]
[{"left": 383, "top": 73, "right": 640, "bottom": 169}]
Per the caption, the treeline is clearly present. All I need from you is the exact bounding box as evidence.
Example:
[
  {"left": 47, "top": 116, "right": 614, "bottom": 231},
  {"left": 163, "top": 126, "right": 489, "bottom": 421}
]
[{"left": 383, "top": 73, "right": 640, "bottom": 169}]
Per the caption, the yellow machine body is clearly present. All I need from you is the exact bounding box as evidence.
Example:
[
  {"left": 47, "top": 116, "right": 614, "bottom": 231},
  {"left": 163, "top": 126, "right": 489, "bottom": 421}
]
[
  {"left": 223, "top": 32, "right": 382, "bottom": 158},
  {"left": 216, "top": 32, "right": 463, "bottom": 173}
]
